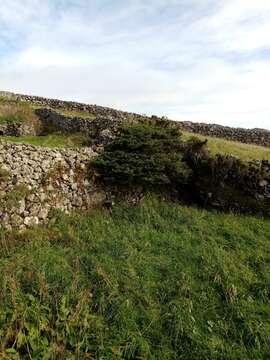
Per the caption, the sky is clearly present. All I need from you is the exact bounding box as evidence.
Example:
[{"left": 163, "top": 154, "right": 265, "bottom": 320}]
[{"left": 0, "top": 0, "right": 270, "bottom": 129}]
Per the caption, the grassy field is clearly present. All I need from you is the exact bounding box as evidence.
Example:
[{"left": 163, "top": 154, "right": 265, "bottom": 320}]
[
  {"left": 1, "top": 96, "right": 270, "bottom": 160},
  {"left": 58, "top": 108, "right": 96, "bottom": 119},
  {"left": 2, "top": 130, "right": 270, "bottom": 159},
  {"left": 183, "top": 132, "right": 270, "bottom": 161},
  {"left": 0, "top": 97, "right": 38, "bottom": 125},
  {"left": 0, "top": 97, "right": 96, "bottom": 122},
  {"left": 0, "top": 133, "right": 90, "bottom": 149},
  {"left": 0, "top": 196, "right": 269, "bottom": 359}
]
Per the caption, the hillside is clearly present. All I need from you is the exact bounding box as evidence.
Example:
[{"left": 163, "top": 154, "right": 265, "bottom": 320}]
[
  {"left": 1, "top": 91, "right": 270, "bottom": 160},
  {"left": 0, "top": 92, "right": 270, "bottom": 359},
  {"left": 1, "top": 197, "right": 270, "bottom": 359}
]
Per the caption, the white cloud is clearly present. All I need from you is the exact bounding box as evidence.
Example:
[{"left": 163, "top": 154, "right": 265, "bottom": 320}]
[{"left": 17, "top": 47, "right": 89, "bottom": 67}]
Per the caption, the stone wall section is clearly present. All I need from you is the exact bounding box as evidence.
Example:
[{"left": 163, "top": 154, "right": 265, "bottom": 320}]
[
  {"left": 1, "top": 91, "right": 270, "bottom": 148},
  {"left": 0, "top": 122, "right": 37, "bottom": 137},
  {"left": 35, "top": 108, "right": 128, "bottom": 144},
  {"left": 0, "top": 141, "right": 106, "bottom": 229},
  {"left": 179, "top": 122, "right": 270, "bottom": 148},
  {"left": 0, "top": 91, "right": 144, "bottom": 122}
]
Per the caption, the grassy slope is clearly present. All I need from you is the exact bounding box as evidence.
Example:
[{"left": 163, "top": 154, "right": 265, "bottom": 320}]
[
  {"left": 0, "top": 196, "right": 269, "bottom": 359},
  {"left": 0, "top": 97, "right": 96, "bottom": 119},
  {"left": 183, "top": 131, "right": 270, "bottom": 161},
  {"left": 2, "top": 130, "right": 270, "bottom": 158},
  {"left": 0, "top": 98, "right": 38, "bottom": 125},
  {"left": 0, "top": 133, "right": 89, "bottom": 148},
  {"left": 58, "top": 108, "right": 96, "bottom": 119},
  {"left": 1, "top": 96, "right": 270, "bottom": 159}
]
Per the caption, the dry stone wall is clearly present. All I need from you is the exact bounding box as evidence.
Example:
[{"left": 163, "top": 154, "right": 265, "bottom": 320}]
[
  {"left": 180, "top": 121, "right": 270, "bottom": 148},
  {"left": 0, "top": 121, "right": 37, "bottom": 136},
  {"left": 35, "top": 108, "right": 128, "bottom": 145},
  {"left": 1, "top": 91, "right": 270, "bottom": 148},
  {"left": 1, "top": 91, "right": 270, "bottom": 228},
  {"left": 0, "top": 91, "right": 145, "bottom": 122},
  {"left": 0, "top": 141, "right": 106, "bottom": 229}
]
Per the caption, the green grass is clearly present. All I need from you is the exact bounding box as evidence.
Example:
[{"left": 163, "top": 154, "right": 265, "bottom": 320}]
[
  {"left": 31, "top": 104, "right": 96, "bottom": 119},
  {"left": 0, "top": 196, "right": 269, "bottom": 359},
  {"left": 0, "top": 133, "right": 90, "bottom": 148},
  {"left": 183, "top": 132, "right": 270, "bottom": 161},
  {"left": 58, "top": 108, "right": 96, "bottom": 119},
  {"left": 1, "top": 96, "right": 96, "bottom": 120},
  {"left": 0, "top": 97, "right": 39, "bottom": 126}
]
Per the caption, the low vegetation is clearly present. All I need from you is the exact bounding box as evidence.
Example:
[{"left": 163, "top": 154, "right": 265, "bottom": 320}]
[
  {"left": 0, "top": 98, "right": 39, "bottom": 126},
  {"left": 183, "top": 132, "right": 270, "bottom": 161},
  {"left": 92, "top": 124, "right": 270, "bottom": 215},
  {"left": 0, "top": 97, "right": 270, "bottom": 359},
  {"left": 0, "top": 133, "right": 90, "bottom": 148},
  {"left": 0, "top": 196, "right": 269, "bottom": 359},
  {"left": 58, "top": 108, "right": 96, "bottom": 119}
]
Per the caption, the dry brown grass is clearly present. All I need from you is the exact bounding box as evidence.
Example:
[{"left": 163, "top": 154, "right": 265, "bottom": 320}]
[{"left": 0, "top": 98, "right": 40, "bottom": 128}]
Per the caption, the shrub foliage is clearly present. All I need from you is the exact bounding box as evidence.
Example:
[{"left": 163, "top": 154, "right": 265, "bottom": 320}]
[
  {"left": 92, "top": 123, "right": 191, "bottom": 192},
  {"left": 93, "top": 125, "right": 270, "bottom": 215}
]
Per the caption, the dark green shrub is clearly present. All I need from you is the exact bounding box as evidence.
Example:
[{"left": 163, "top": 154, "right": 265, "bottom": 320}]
[
  {"left": 92, "top": 123, "right": 191, "bottom": 193},
  {"left": 92, "top": 128, "right": 270, "bottom": 214}
]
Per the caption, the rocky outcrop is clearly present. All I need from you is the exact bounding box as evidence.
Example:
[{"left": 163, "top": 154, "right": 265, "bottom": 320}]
[
  {"left": 0, "top": 141, "right": 106, "bottom": 229},
  {"left": 180, "top": 121, "right": 270, "bottom": 148}
]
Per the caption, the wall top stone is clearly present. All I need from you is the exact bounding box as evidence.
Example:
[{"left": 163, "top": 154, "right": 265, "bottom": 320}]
[{"left": 180, "top": 121, "right": 270, "bottom": 148}]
